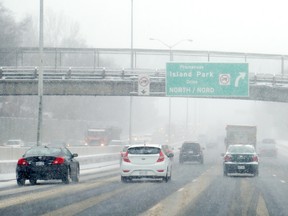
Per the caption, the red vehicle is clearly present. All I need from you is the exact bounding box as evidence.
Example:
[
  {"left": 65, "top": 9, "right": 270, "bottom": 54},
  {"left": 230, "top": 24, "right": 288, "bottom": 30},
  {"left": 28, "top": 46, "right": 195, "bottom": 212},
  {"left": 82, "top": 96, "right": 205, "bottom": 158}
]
[{"left": 85, "top": 127, "right": 121, "bottom": 146}]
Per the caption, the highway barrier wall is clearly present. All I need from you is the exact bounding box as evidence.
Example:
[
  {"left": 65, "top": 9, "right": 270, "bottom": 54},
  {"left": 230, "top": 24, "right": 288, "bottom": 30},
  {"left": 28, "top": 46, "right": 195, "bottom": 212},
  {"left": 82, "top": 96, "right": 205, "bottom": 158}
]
[{"left": 0, "top": 145, "right": 122, "bottom": 174}]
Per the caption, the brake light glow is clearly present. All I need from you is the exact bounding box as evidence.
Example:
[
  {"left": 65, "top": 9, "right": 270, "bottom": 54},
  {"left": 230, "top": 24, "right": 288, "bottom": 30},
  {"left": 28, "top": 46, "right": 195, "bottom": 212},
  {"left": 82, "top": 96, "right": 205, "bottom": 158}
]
[
  {"left": 157, "top": 169, "right": 165, "bottom": 172},
  {"left": 17, "top": 158, "right": 28, "bottom": 166},
  {"left": 224, "top": 154, "right": 232, "bottom": 162},
  {"left": 52, "top": 157, "right": 65, "bottom": 164},
  {"left": 157, "top": 151, "right": 165, "bottom": 162},
  {"left": 252, "top": 155, "right": 258, "bottom": 162},
  {"left": 123, "top": 152, "right": 131, "bottom": 163}
]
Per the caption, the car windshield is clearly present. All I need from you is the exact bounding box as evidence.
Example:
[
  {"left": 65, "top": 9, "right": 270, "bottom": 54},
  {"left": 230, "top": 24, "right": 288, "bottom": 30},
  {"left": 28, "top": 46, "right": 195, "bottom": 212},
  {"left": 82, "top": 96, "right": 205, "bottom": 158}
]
[
  {"left": 227, "top": 145, "right": 256, "bottom": 154},
  {"left": 262, "top": 139, "right": 276, "bottom": 144},
  {"left": 24, "top": 147, "right": 63, "bottom": 157},
  {"left": 183, "top": 143, "right": 200, "bottom": 151},
  {"left": 128, "top": 146, "right": 160, "bottom": 154}
]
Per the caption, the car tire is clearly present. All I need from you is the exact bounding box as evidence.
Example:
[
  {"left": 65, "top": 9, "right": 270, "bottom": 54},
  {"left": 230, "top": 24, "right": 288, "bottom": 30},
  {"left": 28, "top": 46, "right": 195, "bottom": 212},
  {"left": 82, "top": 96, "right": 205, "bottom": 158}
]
[
  {"left": 168, "top": 169, "right": 172, "bottom": 181},
  {"left": 200, "top": 157, "right": 204, "bottom": 164},
  {"left": 71, "top": 166, "right": 80, "bottom": 183},
  {"left": 163, "top": 175, "right": 169, "bottom": 183},
  {"left": 121, "top": 176, "right": 129, "bottom": 183},
  {"left": 223, "top": 167, "right": 228, "bottom": 176},
  {"left": 17, "top": 178, "right": 25, "bottom": 186},
  {"left": 254, "top": 168, "right": 259, "bottom": 177},
  {"left": 163, "top": 168, "right": 171, "bottom": 183},
  {"left": 29, "top": 178, "right": 37, "bottom": 185},
  {"left": 62, "top": 168, "right": 71, "bottom": 184}
]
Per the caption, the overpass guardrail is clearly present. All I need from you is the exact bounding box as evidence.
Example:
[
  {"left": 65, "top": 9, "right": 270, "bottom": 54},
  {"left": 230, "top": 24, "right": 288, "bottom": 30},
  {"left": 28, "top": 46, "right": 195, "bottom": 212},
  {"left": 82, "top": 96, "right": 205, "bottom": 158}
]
[{"left": 1, "top": 66, "right": 288, "bottom": 87}]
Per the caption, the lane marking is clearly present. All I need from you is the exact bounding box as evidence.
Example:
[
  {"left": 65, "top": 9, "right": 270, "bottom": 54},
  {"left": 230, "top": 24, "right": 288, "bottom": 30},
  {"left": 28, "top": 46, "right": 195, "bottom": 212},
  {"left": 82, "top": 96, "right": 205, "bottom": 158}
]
[
  {"left": 140, "top": 165, "right": 219, "bottom": 216},
  {"left": 280, "top": 180, "right": 286, "bottom": 184},
  {"left": 256, "top": 194, "right": 269, "bottom": 216},
  {"left": 0, "top": 176, "right": 119, "bottom": 209},
  {"left": 41, "top": 186, "right": 129, "bottom": 216}
]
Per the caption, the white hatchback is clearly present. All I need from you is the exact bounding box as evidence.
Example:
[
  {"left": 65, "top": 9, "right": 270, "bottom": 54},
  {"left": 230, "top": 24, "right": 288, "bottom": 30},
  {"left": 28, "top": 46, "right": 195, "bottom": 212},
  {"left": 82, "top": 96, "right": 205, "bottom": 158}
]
[{"left": 120, "top": 144, "right": 174, "bottom": 182}]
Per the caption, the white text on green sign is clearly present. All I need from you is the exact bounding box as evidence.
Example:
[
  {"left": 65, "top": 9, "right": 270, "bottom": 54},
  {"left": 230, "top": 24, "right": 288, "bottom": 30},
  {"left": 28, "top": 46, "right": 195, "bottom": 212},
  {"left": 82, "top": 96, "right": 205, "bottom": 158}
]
[{"left": 166, "top": 63, "right": 249, "bottom": 97}]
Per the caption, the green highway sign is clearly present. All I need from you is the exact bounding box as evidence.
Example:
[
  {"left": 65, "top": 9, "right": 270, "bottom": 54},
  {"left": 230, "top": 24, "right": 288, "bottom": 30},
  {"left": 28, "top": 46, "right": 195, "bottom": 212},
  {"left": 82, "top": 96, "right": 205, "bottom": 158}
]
[{"left": 166, "top": 63, "right": 249, "bottom": 97}]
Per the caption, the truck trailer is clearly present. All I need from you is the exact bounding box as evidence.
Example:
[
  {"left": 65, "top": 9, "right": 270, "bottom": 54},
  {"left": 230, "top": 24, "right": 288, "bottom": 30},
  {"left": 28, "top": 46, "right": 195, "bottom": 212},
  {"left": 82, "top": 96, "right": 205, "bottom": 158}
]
[{"left": 225, "top": 125, "right": 257, "bottom": 149}]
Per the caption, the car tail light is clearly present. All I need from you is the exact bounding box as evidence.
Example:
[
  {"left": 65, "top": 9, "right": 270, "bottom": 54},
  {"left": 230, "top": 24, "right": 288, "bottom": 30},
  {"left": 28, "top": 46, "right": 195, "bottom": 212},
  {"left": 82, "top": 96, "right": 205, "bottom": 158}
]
[
  {"left": 123, "top": 152, "right": 131, "bottom": 163},
  {"left": 157, "top": 151, "right": 165, "bottom": 162},
  {"left": 224, "top": 154, "right": 232, "bottom": 162},
  {"left": 17, "top": 158, "right": 28, "bottom": 166},
  {"left": 52, "top": 157, "right": 65, "bottom": 164},
  {"left": 252, "top": 155, "right": 258, "bottom": 162},
  {"left": 157, "top": 169, "right": 165, "bottom": 172}
]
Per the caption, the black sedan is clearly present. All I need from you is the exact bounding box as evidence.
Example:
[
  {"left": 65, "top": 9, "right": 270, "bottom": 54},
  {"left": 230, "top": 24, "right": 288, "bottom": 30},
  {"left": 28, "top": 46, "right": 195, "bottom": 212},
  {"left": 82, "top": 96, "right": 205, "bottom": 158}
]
[
  {"left": 16, "top": 145, "right": 80, "bottom": 186},
  {"left": 222, "top": 144, "right": 259, "bottom": 176}
]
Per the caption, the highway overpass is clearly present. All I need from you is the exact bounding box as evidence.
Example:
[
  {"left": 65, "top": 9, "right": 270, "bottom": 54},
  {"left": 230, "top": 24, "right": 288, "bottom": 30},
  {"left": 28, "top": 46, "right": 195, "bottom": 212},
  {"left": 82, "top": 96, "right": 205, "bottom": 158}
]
[
  {"left": 0, "top": 67, "right": 288, "bottom": 102},
  {"left": 1, "top": 47, "right": 288, "bottom": 102}
]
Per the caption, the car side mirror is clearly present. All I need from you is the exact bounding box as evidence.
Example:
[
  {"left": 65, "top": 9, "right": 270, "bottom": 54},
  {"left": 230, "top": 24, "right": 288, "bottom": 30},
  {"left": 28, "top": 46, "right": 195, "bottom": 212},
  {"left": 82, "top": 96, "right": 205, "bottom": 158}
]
[
  {"left": 72, "top": 153, "right": 78, "bottom": 158},
  {"left": 168, "top": 153, "right": 174, "bottom": 158}
]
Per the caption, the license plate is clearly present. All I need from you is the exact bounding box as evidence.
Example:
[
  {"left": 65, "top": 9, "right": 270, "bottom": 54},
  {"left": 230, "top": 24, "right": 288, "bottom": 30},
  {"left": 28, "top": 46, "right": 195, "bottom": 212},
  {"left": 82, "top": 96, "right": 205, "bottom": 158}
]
[
  {"left": 36, "top": 161, "right": 44, "bottom": 166},
  {"left": 238, "top": 165, "right": 245, "bottom": 170},
  {"left": 188, "top": 150, "right": 194, "bottom": 154},
  {"left": 139, "top": 171, "right": 147, "bottom": 175}
]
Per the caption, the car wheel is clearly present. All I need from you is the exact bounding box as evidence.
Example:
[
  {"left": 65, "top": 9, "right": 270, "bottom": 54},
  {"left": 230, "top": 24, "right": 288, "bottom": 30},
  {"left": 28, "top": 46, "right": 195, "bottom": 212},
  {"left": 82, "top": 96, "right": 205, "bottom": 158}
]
[
  {"left": 163, "top": 168, "right": 170, "bottom": 183},
  {"left": 223, "top": 167, "right": 228, "bottom": 176},
  {"left": 62, "top": 168, "right": 72, "bottom": 184},
  {"left": 168, "top": 168, "right": 172, "bottom": 181},
  {"left": 17, "top": 178, "right": 25, "bottom": 186},
  {"left": 200, "top": 157, "right": 204, "bottom": 164},
  {"left": 29, "top": 178, "right": 37, "bottom": 185},
  {"left": 71, "top": 166, "right": 80, "bottom": 183},
  {"left": 121, "top": 176, "right": 129, "bottom": 183},
  {"left": 254, "top": 168, "right": 259, "bottom": 177}
]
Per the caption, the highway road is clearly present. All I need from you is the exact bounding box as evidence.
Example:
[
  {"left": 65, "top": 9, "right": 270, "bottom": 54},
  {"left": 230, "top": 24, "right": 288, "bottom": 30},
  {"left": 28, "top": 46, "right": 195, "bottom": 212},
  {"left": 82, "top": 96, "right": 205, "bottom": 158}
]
[{"left": 0, "top": 142, "right": 288, "bottom": 216}]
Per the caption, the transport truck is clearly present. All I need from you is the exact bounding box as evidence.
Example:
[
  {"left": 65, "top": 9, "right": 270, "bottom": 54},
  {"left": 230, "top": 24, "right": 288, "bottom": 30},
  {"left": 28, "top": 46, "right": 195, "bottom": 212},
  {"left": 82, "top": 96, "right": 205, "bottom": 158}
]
[
  {"left": 85, "top": 127, "right": 121, "bottom": 146},
  {"left": 224, "top": 125, "right": 257, "bottom": 149}
]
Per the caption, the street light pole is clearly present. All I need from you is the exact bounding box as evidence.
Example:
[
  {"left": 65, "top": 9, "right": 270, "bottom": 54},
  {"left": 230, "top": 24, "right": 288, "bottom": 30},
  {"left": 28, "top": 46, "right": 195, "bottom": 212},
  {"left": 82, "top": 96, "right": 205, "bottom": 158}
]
[
  {"left": 129, "top": 0, "right": 134, "bottom": 144},
  {"left": 149, "top": 38, "right": 193, "bottom": 144},
  {"left": 130, "top": 0, "right": 134, "bottom": 69},
  {"left": 36, "top": 0, "right": 44, "bottom": 146},
  {"left": 149, "top": 38, "right": 193, "bottom": 62}
]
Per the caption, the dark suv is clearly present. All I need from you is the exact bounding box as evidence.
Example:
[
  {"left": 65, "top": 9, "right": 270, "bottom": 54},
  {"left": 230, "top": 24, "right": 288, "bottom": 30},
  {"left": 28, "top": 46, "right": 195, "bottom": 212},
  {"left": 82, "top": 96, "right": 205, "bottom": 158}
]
[{"left": 179, "top": 142, "right": 204, "bottom": 164}]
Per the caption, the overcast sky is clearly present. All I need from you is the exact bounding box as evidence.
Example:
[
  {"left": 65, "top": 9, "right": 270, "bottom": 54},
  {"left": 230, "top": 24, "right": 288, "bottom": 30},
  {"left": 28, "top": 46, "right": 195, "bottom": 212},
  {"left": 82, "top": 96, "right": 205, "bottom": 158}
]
[{"left": 2, "top": 0, "right": 288, "bottom": 54}]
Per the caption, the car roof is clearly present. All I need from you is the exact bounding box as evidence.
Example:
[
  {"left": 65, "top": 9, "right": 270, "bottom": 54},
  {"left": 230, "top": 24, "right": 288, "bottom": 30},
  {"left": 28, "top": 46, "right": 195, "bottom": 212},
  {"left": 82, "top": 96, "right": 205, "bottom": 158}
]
[
  {"left": 127, "top": 143, "right": 161, "bottom": 148},
  {"left": 227, "top": 144, "right": 256, "bottom": 151},
  {"left": 182, "top": 142, "right": 200, "bottom": 145},
  {"left": 8, "top": 139, "right": 23, "bottom": 142}
]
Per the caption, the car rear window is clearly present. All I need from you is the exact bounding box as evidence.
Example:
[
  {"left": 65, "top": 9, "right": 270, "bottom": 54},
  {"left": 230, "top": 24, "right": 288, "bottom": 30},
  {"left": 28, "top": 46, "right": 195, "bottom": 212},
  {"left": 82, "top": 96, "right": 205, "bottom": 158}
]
[
  {"left": 228, "top": 145, "right": 255, "bottom": 154},
  {"left": 24, "top": 147, "right": 63, "bottom": 157},
  {"left": 128, "top": 147, "right": 160, "bottom": 154},
  {"left": 182, "top": 143, "right": 200, "bottom": 151},
  {"left": 262, "top": 139, "right": 276, "bottom": 144}
]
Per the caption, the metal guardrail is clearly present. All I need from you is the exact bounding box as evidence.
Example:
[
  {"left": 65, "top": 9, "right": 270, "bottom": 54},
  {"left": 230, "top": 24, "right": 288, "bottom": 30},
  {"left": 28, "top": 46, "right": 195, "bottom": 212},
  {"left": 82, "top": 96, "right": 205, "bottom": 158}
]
[
  {"left": 1, "top": 67, "right": 288, "bottom": 87},
  {"left": 0, "top": 66, "right": 166, "bottom": 82}
]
